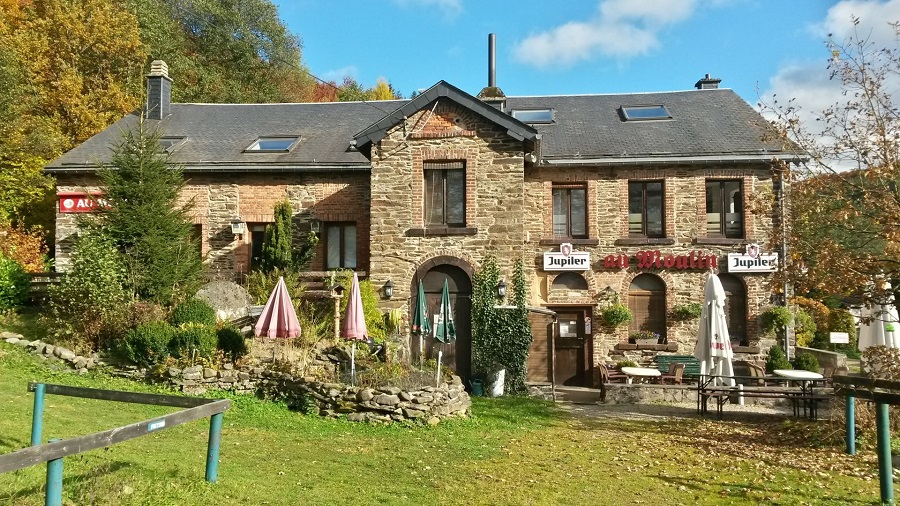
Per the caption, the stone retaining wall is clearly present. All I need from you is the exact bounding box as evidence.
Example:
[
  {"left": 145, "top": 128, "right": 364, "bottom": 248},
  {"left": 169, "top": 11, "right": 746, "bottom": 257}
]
[{"left": 2, "top": 332, "right": 470, "bottom": 424}]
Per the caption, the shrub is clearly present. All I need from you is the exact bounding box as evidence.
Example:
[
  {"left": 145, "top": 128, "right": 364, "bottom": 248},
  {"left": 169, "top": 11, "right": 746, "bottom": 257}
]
[
  {"left": 123, "top": 321, "right": 174, "bottom": 367},
  {"left": 760, "top": 306, "right": 793, "bottom": 335},
  {"left": 794, "top": 309, "right": 816, "bottom": 347},
  {"left": 0, "top": 224, "right": 48, "bottom": 272},
  {"left": 170, "top": 322, "right": 218, "bottom": 361},
  {"left": 765, "top": 345, "right": 792, "bottom": 373},
  {"left": 217, "top": 326, "right": 248, "bottom": 362},
  {"left": 670, "top": 302, "right": 702, "bottom": 321},
  {"left": 45, "top": 231, "right": 128, "bottom": 353},
  {"left": 122, "top": 301, "right": 169, "bottom": 330},
  {"left": 602, "top": 303, "right": 633, "bottom": 327},
  {"left": 245, "top": 267, "right": 304, "bottom": 306},
  {"left": 793, "top": 352, "right": 820, "bottom": 372},
  {"left": 0, "top": 253, "right": 29, "bottom": 311},
  {"left": 171, "top": 298, "right": 216, "bottom": 327}
]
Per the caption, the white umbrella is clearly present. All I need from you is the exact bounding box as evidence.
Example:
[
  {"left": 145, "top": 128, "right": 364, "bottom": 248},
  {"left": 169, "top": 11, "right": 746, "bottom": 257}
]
[
  {"left": 859, "top": 281, "right": 900, "bottom": 351},
  {"left": 693, "top": 273, "right": 735, "bottom": 387}
]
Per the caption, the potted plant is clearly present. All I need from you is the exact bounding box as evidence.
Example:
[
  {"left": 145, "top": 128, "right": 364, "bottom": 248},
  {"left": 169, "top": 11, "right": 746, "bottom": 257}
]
[
  {"left": 671, "top": 302, "right": 702, "bottom": 321},
  {"left": 602, "top": 295, "right": 633, "bottom": 328},
  {"left": 630, "top": 330, "right": 662, "bottom": 345}
]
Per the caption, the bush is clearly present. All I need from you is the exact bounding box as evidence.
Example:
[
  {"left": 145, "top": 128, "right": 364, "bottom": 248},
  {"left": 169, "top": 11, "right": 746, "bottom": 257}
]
[
  {"left": 616, "top": 360, "right": 638, "bottom": 369},
  {"left": 45, "top": 231, "right": 128, "bottom": 353},
  {"left": 245, "top": 267, "right": 304, "bottom": 306},
  {"left": 123, "top": 321, "right": 174, "bottom": 367},
  {"left": 760, "top": 306, "right": 793, "bottom": 335},
  {"left": 602, "top": 303, "right": 633, "bottom": 327},
  {"left": 217, "top": 326, "right": 248, "bottom": 362},
  {"left": 0, "top": 224, "right": 48, "bottom": 272},
  {"left": 170, "top": 322, "right": 217, "bottom": 361},
  {"left": 794, "top": 309, "right": 816, "bottom": 347},
  {"left": 671, "top": 302, "right": 702, "bottom": 321},
  {"left": 170, "top": 298, "right": 216, "bottom": 327},
  {"left": 0, "top": 253, "right": 29, "bottom": 311},
  {"left": 793, "top": 352, "right": 820, "bottom": 372},
  {"left": 765, "top": 345, "right": 792, "bottom": 373},
  {"left": 122, "top": 301, "right": 169, "bottom": 330}
]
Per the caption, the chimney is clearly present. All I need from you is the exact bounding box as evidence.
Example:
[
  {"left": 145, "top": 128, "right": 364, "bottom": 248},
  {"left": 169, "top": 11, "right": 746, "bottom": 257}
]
[
  {"left": 146, "top": 60, "right": 172, "bottom": 120},
  {"left": 477, "top": 33, "right": 506, "bottom": 111},
  {"left": 694, "top": 73, "right": 722, "bottom": 90}
]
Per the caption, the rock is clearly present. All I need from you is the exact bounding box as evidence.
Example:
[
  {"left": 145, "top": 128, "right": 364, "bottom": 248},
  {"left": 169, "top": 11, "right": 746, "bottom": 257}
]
[
  {"left": 183, "top": 372, "right": 202, "bottom": 381},
  {"left": 77, "top": 368, "right": 88, "bottom": 375},
  {"left": 427, "top": 416, "right": 441, "bottom": 426},
  {"left": 373, "top": 394, "right": 400, "bottom": 406},
  {"left": 358, "top": 389, "right": 375, "bottom": 402},
  {"left": 1, "top": 331, "right": 24, "bottom": 340},
  {"left": 194, "top": 280, "right": 252, "bottom": 321},
  {"left": 347, "top": 412, "right": 368, "bottom": 422},
  {"left": 183, "top": 365, "right": 202, "bottom": 375},
  {"left": 54, "top": 347, "right": 76, "bottom": 361},
  {"left": 203, "top": 368, "right": 217, "bottom": 379},
  {"left": 398, "top": 391, "right": 413, "bottom": 402},
  {"left": 73, "top": 356, "right": 88, "bottom": 369},
  {"left": 380, "top": 386, "right": 401, "bottom": 395},
  {"left": 237, "top": 372, "right": 250, "bottom": 381},
  {"left": 27, "top": 340, "right": 41, "bottom": 348},
  {"left": 14, "top": 339, "right": 30, "bottom": 347},
  {"left": 402, "top": 407, "right": 426, "bottom": 418},
  {"left": 251, "top": 367, "right": 265, "bottom": 375},
  {"left": 167, "top": 367, "right": 182, "bottom": 378},
  {"left": 413, "top": 395, "right": 434, "bottom": 404},
  {"left": 4, "top": 337, "right": 21, "bottom": 344},
  {"left": 326, "top": 388, "right": 341, "bottom": 398},
  {"left": 223, "top": 363, "right": 233, "bottom": 370},
  {"left": 450, "top": 375, "right": 463, "bottom": 386}
]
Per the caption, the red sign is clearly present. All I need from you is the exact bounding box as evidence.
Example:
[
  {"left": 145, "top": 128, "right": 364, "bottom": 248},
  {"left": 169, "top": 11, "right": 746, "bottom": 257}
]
[
  {"left": 603, "top": 250, "right": 718, "bottom": 270},
  {"left": 58, "top": 194, "right": 110, "bottom": 213}
]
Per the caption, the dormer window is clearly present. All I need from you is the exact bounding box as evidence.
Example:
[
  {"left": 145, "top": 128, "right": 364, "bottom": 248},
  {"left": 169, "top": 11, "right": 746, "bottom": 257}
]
[
  {"left": 620, "top": 105, "right": 672, "bottom": 121},
  {"left": 159, "top": 137, "right": 185, "bottom": 153},
  {"left": 511, "top": 109, "right": 554, "bottom": 124},
  {"left": 245, "top": 136, "right": 299, "bottom": 152}
]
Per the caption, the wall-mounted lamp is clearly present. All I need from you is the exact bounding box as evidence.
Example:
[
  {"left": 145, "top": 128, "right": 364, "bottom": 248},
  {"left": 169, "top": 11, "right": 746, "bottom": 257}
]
[
  {"left": 309, "top": 218, "right": 321, "bottom": 234},
  {"left": 230, "top": 219, "right": 245, "bottom": 238},
  {"left": 496, "top": 279, "right": 507, "bottom": 299},
  {"left": 383, "top": 279, "right": 394, "bottom": 299}
]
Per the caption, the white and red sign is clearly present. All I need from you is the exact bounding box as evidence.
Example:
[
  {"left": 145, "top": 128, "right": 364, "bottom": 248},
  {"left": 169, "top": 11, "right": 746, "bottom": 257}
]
[
  {"left": 543, "top": 243, "right": 590, "bottom": 271},
  {"left": 58, "top": 193, "right": 111, "bottom": 213}
]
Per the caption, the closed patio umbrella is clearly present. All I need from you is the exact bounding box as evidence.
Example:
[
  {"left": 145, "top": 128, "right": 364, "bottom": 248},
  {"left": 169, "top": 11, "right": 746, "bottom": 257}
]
[
  {"left": 859, "top": 281, "right": 900, "bottom": 352},
  {"left": 254, "top": 276, "right": 301, "bottom": 339},
  {"left": 411, "top": 279, "right": 430, "bottom": 365},
  {"left": 693, "top": 273, "right": 735, "bottom": 387},
  {"left": 341, "top": 273, "right": 368, "bottom": 385},
  {"left": 434, "top": 279, "right": 456, "bottom": 386}
]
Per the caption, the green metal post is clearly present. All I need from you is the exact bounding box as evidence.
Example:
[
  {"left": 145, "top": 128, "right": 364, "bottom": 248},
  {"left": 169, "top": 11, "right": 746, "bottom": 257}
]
[
  {"left": 876, "top": 402, "right": 894, "bottom": 505},
  {"left": 45, "top": 438, "right": 62, "bottom": 506},
  {"left": 205, "top": 412, "right": 223, "bottom": 482},
  {"left": 846, "top": 394, "right": 855, "bottom": 455},
  {"left": 31, "top": 383, "right": 45, "bottom": 447}
]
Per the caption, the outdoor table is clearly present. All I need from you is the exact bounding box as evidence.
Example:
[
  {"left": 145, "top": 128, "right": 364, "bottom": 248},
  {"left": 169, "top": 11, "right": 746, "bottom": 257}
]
[
  {"left": 773, "top": 369, "right": 826, "bottom": 417},
  {"left": 621, "top": 367, "right": 662, "bottom": 384}
]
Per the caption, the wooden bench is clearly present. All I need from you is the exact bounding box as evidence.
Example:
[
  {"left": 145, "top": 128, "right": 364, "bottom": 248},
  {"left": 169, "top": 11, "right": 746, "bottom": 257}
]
[
  {"left": 656, "top": 355, "right": 702, "bottom": 380},
  {"left": 697, "top": 376, "right": 830, "bottom": 420}
]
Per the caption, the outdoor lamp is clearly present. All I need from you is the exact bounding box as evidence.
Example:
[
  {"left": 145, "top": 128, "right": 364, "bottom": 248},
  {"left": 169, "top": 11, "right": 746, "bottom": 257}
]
[
  {"left": 309, "top": 218, "right": 321, "bottom": 234},
  {"left": 496, "top": 279, "right": 507, "bottom": 299},
  {"left": 383, "top": 279, "right": 394, "bottom": 299},
  {"left": 230, "top": 219, "right": 245, "bottom": 237}
]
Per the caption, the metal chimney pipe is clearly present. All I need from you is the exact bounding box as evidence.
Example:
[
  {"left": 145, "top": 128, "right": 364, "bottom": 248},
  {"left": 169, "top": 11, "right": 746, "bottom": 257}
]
[{"left": 488, "top": 33, "right": 496, "bottom": 88}]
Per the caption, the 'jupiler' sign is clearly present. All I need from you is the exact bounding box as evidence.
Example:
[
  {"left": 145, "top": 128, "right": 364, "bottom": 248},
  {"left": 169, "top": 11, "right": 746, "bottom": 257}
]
[
  {"left": 543, "top": 243, "right": 590, "bottom": 271},
  {"left": 727, "top": 243, "right": 778, "bottom": 273}
]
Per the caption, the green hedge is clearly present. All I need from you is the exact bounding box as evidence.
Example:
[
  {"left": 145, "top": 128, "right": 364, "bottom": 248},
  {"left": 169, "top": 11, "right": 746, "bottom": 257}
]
[
  {"left": 170, "top": 298, "right": 216, "bottom": 327},
  {"left": 170, "top": 322, "right": 217, "bottom": 361},
  {"left": 123, "top": 321, "right": 174, "bottom": 367}
]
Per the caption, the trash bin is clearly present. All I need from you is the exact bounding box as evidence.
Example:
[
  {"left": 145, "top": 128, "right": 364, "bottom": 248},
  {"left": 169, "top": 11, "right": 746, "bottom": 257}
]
[{"left": 469, "top": 379, "right": 484, "bottom": 397}]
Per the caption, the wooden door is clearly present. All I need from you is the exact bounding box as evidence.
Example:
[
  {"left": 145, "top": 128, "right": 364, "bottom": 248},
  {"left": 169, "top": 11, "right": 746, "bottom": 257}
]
[{"left": 554, "top": 310, "right": 590, "bottom": 386}]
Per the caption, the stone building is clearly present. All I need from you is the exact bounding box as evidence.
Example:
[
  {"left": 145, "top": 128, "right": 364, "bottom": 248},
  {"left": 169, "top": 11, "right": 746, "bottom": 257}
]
[{"left": 46, "top": 60, "right": 797, "bottom": 388}]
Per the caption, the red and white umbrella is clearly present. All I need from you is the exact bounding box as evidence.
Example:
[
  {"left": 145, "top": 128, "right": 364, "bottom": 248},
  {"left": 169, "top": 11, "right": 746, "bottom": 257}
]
[
  {"left": 254, "top": 276, "right": 301, "bottom": 339},
  {"left": 693, "top": 273, "right": 735, "bottom": 387},
  {"left": 341, "top": 273, "right": 368, "bottom": 384}
]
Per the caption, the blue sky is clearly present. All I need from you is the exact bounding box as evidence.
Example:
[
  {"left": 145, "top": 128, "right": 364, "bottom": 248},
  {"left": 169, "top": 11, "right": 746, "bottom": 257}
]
[{"left": 277, "top": 0, "right": 900, "bottom": 111}]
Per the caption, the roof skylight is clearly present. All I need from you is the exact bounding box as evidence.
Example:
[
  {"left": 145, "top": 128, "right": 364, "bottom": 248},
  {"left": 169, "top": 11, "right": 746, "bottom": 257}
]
[
  {"left": 245, "top": 136, "right": 299, "bottom": 152},
  {"left": 158, "top": 137, "right": 186, "bottom": 153},
  {"left": 511, "top": 109, "right": 554, "bottom": 123},
  {"left": 620, "top": 105, "right": 672, "bottom": 121}
]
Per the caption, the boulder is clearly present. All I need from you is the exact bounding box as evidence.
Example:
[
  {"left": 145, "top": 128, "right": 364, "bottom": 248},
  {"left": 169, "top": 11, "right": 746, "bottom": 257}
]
[
  {"left": 54, "top": 347, "right": 76, "bottom": 361},
  {"left": 373, "top": 394, "right": 400, "bottom": 406},
  {"left": 194, "top": 280, "right": 252, "bottom": 322},
  {"left": 0, "top": 331, "right": 24, "bottom": 340}
]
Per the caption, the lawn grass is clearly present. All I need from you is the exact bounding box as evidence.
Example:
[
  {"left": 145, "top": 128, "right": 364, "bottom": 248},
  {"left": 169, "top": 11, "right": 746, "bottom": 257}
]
[{"left": 0, "top": 336, "right": 884, "bottom": 505}]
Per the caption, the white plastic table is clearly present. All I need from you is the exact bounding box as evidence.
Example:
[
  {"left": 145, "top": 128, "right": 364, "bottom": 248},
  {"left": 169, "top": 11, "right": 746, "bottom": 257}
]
[
  {"left": 621, "top": 366, "right": 662, "bottom": 384},
  {"left": 773, "top": 369, "right": 823, "bottom": 380}
]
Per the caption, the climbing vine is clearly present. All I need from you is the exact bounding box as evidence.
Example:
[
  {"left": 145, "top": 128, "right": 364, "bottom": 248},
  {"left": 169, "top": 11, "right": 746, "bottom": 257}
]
[{"left": 471, "top": 256, "right": 532, "bottom": 395}]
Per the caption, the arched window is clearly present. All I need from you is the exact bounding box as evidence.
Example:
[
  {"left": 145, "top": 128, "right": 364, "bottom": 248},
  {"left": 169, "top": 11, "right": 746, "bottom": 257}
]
[
  {"left": 551, "top": 272, "right": 588, "bottom": 291},
  {"left": 719, "top": 274, "right": 748, "bottom": 345},
  {"left": 628, "top": 274, "right": 666, "bottom": 342}
]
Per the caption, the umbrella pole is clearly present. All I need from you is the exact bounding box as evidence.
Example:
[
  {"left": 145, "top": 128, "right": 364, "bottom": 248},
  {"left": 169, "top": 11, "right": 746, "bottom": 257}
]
[
  {"left": 436, "top": 345, "right": 443, "bottom": 388},
  {"left": 351, "top": 342, "right": 356, "bottom": 386}
]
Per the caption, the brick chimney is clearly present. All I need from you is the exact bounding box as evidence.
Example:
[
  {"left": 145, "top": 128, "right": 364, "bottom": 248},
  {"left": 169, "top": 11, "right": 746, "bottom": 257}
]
[
  {"left": 477, "top": 33, "right": 506, "bottom": 111},
  {"left": 146, "top": 60, "right": 172, "bottom": 120},
  {"left": 694, "top": 73, "right": 722, "bottom": 90}
]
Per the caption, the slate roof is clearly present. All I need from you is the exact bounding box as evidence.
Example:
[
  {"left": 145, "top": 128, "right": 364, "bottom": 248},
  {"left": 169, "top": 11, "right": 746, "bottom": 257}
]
[{"left": 46, "top": 83, "right": 793, "bottom": 173}]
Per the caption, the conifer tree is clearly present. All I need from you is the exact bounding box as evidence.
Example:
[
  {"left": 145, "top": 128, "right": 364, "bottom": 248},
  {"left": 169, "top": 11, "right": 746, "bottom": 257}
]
[
  {"left": 261, "top": 200, "right": 293, "bottom": 272},
  {"left": 95, "top": 120, "right": 202, "bottom": 304}
]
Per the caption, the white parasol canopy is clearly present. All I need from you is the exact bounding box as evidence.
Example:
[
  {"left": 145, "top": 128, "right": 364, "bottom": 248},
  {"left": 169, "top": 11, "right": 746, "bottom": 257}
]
[
  {"left": 859, "top": 281, "right": 900, "bottom": 351},
  {"left": 693, "top": 273, "right": 735, "bottom": 387}
]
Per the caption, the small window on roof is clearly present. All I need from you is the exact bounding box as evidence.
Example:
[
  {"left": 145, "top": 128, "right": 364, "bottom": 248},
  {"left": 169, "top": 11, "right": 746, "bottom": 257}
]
[
  {"left": 245, "top": 136, "right": 299, "bottom": 152},
  {"left": 511, "top": 109, "right": 554, "bottom": 123},
  {"left": 158, "top": 137, "right": 185, "bottom": 153},
  {"left": 620, "top": 105, "right": 672, "bottom": 121}
]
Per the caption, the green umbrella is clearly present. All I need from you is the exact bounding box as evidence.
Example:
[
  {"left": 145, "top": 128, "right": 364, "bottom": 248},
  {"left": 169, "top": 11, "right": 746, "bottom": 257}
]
[
  {"left": 411, "top": 279, "right": 430, "bottom": 364},
  {"left": 434, "top": 279, "right": 456, "bottom": 386}
]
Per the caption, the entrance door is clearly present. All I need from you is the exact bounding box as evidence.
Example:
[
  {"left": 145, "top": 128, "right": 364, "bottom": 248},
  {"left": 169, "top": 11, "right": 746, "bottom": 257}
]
[
  {"left": 554, "top": 310, "right": 591, "bottom": 386},
  {"left": 412, "top": 264, "right": 472, "bottom": 381}
]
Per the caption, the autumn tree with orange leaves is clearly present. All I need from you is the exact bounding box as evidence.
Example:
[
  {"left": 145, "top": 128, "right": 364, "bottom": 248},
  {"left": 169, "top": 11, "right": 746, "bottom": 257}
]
[{"left": 762, "top": 17, "right": 900, "bottom": 306}]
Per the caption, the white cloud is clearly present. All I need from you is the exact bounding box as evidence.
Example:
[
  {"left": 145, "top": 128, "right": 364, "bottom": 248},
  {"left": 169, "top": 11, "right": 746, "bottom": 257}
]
[
  {"left": 513, "top": 0, "right": 697, "bottom": 68},
  {"left": 321, "top": 65, "right": 358, "bottom": 83},
  {"left": 392, "top": 0, "right": 462, "bottom": 18}
]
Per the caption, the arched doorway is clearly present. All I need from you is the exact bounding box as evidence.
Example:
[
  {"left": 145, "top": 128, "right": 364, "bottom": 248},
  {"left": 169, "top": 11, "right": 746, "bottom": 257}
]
[
  {"left": 628, "top": 273, "right": 667, "bottom": 342},
  {"left": 411, "top": 258, "right": 473, "bottom": 381}
]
